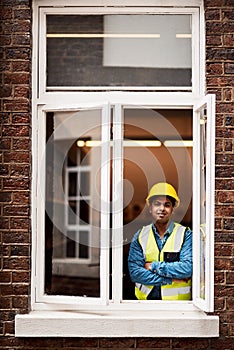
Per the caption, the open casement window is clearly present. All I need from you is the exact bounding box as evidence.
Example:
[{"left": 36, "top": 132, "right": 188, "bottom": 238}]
[
  {"left": 32, "top": 95, "right": 215, "bottom": 312},
  {"left": 192, "top": 94, "right": 216, "bottom": 312}
]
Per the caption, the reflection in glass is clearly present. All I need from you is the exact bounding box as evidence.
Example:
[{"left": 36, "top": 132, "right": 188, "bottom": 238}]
[
  {"left": 44, "top": 110, "right": 102, "bottom": 297},
  {"left": 122, "top": 108, "right": 193, "bottom": 300},
  {"left": 47, "top": 14, "right": 192, "bottom": 88}
]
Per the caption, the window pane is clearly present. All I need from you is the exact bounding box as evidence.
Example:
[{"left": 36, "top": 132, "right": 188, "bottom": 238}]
[
  {"left": 44, "top": 109, "right": 102, "bottom": 297},
  {"left": 46, "top": 14, "right": 192, "bottom": 88},
  {"left": 123, "top": 108, "right": 193, "bottom": 300}
]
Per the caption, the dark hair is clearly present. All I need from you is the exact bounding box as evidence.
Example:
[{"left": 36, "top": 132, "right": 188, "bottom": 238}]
[{"left": 149, "top": 195, "right": 176, "bottom": 207}]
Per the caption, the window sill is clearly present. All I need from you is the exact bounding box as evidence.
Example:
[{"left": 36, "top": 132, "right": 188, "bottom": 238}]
[{"left": 15, "top": 310, "right": 219, "bottom": 337}]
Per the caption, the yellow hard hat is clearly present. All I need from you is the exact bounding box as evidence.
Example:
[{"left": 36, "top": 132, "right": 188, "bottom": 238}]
[{"left": 146, "top": 182, "right": 180, "bottom": 207}]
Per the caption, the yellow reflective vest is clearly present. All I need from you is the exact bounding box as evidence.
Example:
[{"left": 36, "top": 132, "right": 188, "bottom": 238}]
[{"left": 135, "top": 223, "right": 192, "bottom": 300}]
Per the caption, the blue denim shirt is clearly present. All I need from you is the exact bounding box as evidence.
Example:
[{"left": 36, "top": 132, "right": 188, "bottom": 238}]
[{"left": 128, "top": 221, "right": 193, "bottom": 300}]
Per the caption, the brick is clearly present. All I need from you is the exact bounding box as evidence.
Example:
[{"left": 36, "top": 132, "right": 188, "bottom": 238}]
[
  {"left": 215, "top": 258, "right": 232, "bottom": 270},
  {"left": 136, "top": 338, "right": 170, "bottom": 348},
  {"left": 226, "top": 272, "right": 234, "bottom": 284},
  {"left": 223, "top": 34, "right": 234, "bottom": 47},
  {"left": 204, "top": 0, "right": 223, "bottom": 6},
  {"left": 3, "top": 177, "right": 30, "bottom": 190},
  {"left": 5, "top": 48, "right": 30, "bottom": 60},
  {"left": 3, "top": 257, "right": 30, "bottom": 270},
  {"left": 0, "top": 7, "right": 12, "bottom": 20},
  {"left": 11, "top": 113, "right": 30, "bottom": 124},
  {"left": 215, "top": 244, "right": 232, "bottom": 256},
  {"left": 224, "top": 62, "right": 234, "bottom": 73},
  {"left": 223, "top": 218, "right": 234, "bottom": 230},
  {"left": 12, "top": 138, "right": 30, "bottom": 150},
  {"left": 214, "top": 297, "right": 225, "bottom": 311},
  {"left": 64, "top": 338, "right": 99, "bottom": 347},
  {"left": 0, "top": 35, "right": 11, "bottom": 46},
  {"left": 10, "top": 217, "right": 30, "bottom": 230},
  {"left": 218, "top": 191, "right": 234, "bottom": 203},
  {"left": 224, "top": 139, "right": 233, "bottom": 152},
  {"left": 0, "top": 192, "right": 12, "bottom": 202},
  {"left": 215, "top": 205, "right": 234, "bottom": 216},
  {"left": 2, "top": 125, "right": 29, "bottom": 137},
  {"left": 12, "top": 296, "right": 29, "bottom": 309},
  {"left": 222, "top": 9, "right": 234, "bottom": 20},
  {"left": 215, "top": 285, "right": 234, "bottom": 298},
  {"left": 3, "top": 100, "right": 30, "bottom": 112},
  {"left": 0, "top": 297, "right": 11, "bottom": 309},
  {"left": 0, "top": 85, "right": 12, "bottom": 98},
  {"left": 172, "top": 338, "right": 209, "bottom": 349},
  {"left": 0, "top": 217, "right": 9, "bottom": 230},
  {"left": 0, "top": 164, "right": 9, "bottom": 176},
  {"left": 3, "top": 205, "right": 29, "bottom": 216},
  {"left": 206, "top": 76, "right": 234, "bottom": 87},
  {"left": 4, "top": 320, "right": 14, "bottom": 335},
  {"left": 4, "top": 72, "right": 30, "bottom": 84},
  {"left": 12, "top": 271, "right": 29, "bottom": 283},
  {"left": 216, "top": 128, "right": 233, "bottom": 138},
  {"left": 206, "top": 62, "right": 223, "bottom": 75},
  {"left": 12, "top": 191, "right": 29, "bottom": 204},
  {"left": 216, "top": 166, "right": 234, "bottom": 178},
  {"left": 12, "top": 61, "right": 30, "bottom": 72},
  {"left": 99, "top": 338, "right": 135, "bottom": 348},
  {"left": 12, "top": 34, "right": 31, "bottom": 46},
  {"left": 226, "top": 297, "right": 234, "bottom": 310},
  {"left": 206, "top": 35, "right": 222, "bottom": 46},
  {"left": 4, "top": 151, "right": 30, "bottom": 163},
  {"left": 14, "top": 85, "right": 30, "bottom": 98},
  {"left": 0, "top": 271, "right": 11, "bottom": 283},
  {"left": 10, "top": 164, "right": 30, "bottom": 178},
  {"left": 214, "top": 271, "right": 225, "bottom": 284},
  {"left": 216, "top": 154, "right": 234, "bottom": 165},
  {"left": 216, "top": 103, "right": 234, "bottom": 114},
  {"left": 222, "top": 88, "right": 233, "bottom": 101},
  {"left": 205, "top": 9, "right": 221, "bottom": 20},
  {"left": 206, "top": 21, "right": 234, "bottom": 35},
  {"left": 2, "top": 232, "right": 30, "bottom": 244},
  {"left": 14, "top": 9, "right": 31, "bottom": 21}
]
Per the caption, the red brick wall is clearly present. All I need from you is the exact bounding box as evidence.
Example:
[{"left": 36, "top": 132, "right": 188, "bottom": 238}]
[{"left": 0, "top": 0, "right": 233, "bottom": 349}]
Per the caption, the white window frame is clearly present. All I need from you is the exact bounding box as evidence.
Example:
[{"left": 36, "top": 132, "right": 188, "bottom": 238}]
[{"left": 15, "top": 0, "right": 219, "bottom": 338}]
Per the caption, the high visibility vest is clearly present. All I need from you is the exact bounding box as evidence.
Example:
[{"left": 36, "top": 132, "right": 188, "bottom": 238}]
[{"left": 135, "top": 223, "right": 192, "bottom": 300}]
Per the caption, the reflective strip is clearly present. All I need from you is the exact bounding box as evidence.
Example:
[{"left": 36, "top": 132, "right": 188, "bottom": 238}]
[
  {"left": 136, "top": 283, "right": 152, "bottom": 295},
  {"left": 162, "top": 286, "right": 191, "bottom": 297},
  {"left": 173, "top": 224, "right": 186, "bottom": 251},
  {"left": 139, "top": 225, "right": 151, "bottom": 259}
]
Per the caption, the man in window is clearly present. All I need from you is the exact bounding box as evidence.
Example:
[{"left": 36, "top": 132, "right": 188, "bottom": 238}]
[{"left": 128, "top": 182, "right": 192, "bottom": 300}]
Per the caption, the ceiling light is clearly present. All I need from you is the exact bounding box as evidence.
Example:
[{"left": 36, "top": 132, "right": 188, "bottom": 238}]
[
  {"left": 164, "top": 140, "right": 193, "bottom": 147},
  {"left": 47, "top": 33, "right": 161, "bottom": 39}
]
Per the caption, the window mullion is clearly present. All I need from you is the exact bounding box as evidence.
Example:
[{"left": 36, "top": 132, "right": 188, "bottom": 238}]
[
  {"left": 112, "top": 104, "right": 124, "bottom": 304},
  {"left": 100, "top": 103, "right": 111, "bottom": 304}
]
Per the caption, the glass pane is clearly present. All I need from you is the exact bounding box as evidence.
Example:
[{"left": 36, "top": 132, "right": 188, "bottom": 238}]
[
  {"left": 123, "top": 108, "right": 193, "bottom": 300},
  {"left": 44, "top": 109, "right": 102, "bottom": 297},
  {"left": 80, "top": 171, "right": 90, "bottom": 196},
  {"left": 200, "top": 109, "right": 207, "bottom": 300},
  {"left": 46, "top": 14, "right": 192, "bottom": 88},
  {"left": 79, "top": 231, "right": 89, "bottom": 258}
]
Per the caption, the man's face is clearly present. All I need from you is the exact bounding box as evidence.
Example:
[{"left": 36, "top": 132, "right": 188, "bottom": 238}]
[{"left": 149, "top": 196, "right": 174, "bottom": 225}]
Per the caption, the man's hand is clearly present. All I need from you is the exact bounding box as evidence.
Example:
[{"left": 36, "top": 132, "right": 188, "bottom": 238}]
[{"left": 144, "top": 262, "right": 152, "bottom": 270}]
